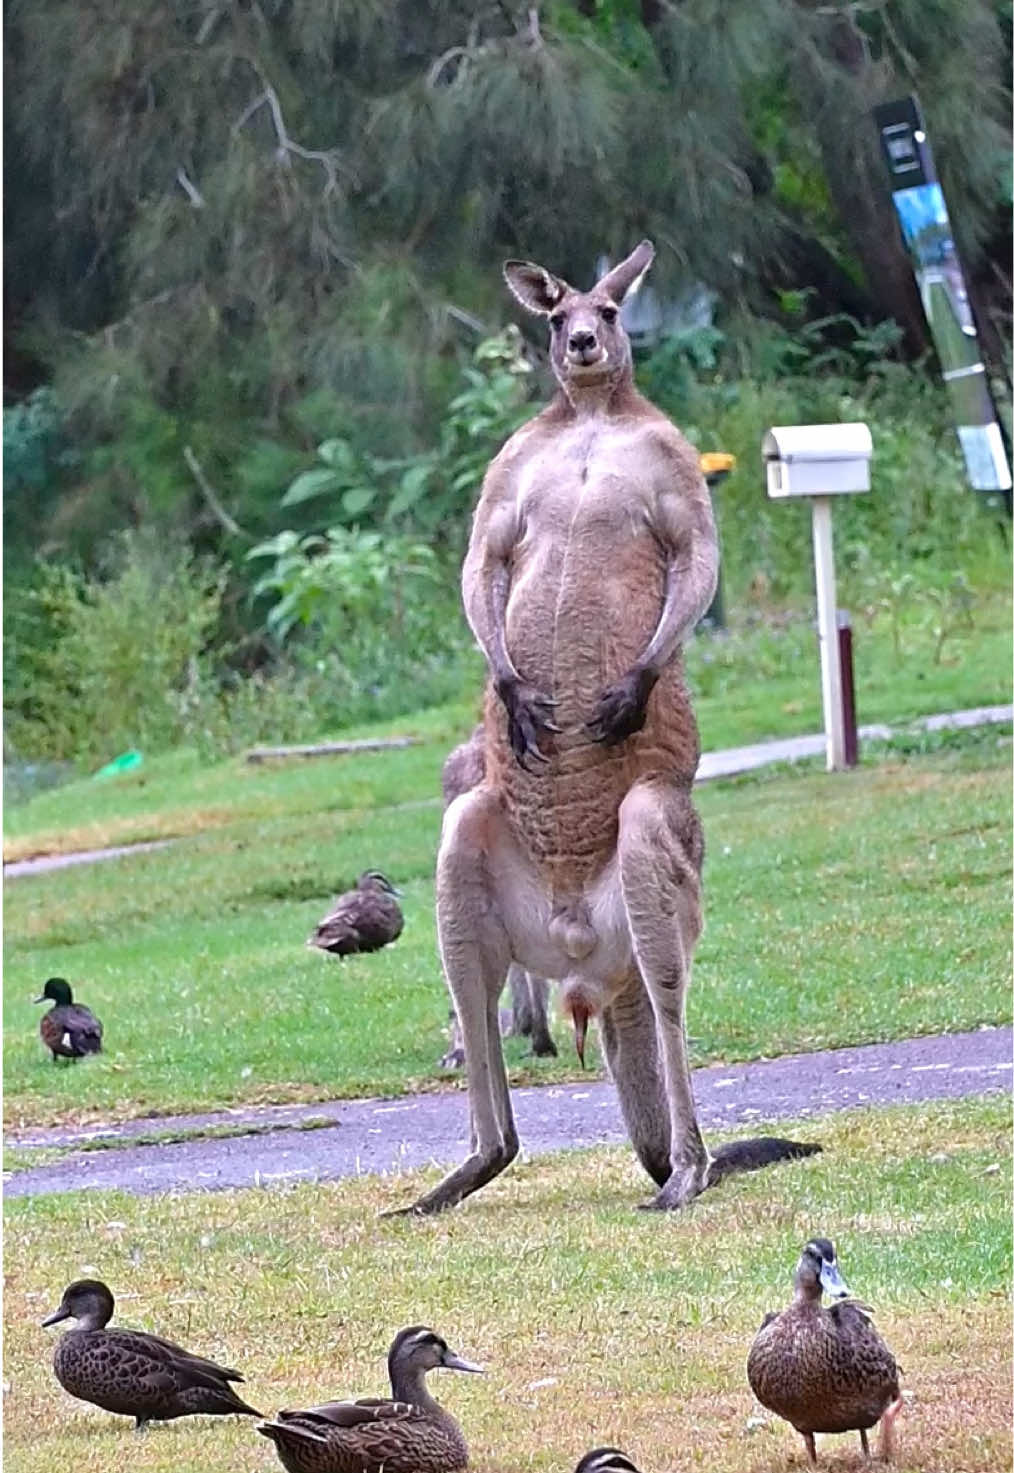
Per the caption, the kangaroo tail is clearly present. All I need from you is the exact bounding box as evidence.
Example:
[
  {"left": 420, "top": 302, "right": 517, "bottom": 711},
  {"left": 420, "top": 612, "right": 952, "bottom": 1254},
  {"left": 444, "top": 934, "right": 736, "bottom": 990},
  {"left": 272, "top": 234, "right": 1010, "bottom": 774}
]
[{"left": 708, "top": 1135, "right": 822, "bottom": 1183}]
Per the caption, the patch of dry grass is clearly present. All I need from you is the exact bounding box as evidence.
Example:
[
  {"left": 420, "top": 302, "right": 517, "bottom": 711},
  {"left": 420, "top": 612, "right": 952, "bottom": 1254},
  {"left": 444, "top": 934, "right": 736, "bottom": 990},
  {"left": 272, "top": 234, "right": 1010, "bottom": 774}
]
[{"left": 3, "top": 1098, "right": 1010, "bottom": 1472}]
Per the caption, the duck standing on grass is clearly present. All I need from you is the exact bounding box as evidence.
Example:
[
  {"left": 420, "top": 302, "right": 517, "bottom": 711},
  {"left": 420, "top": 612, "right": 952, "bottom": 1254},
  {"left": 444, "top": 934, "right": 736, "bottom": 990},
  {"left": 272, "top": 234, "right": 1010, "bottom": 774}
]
[
  {"left": 257, "top": 1325, "right": 482, "bottom": 1472},
  {"left": 34, "top": 978, "right": 103, "bottom": 1062},
  {"left": 747, "top": 1237, "right": 903, "bottom": 1464},
  {"left": 42, "top": 1279, "right": 261, "bottom": 1430},
  {"left": 307, "top": 871, "right": 404, "bottom": 956}
]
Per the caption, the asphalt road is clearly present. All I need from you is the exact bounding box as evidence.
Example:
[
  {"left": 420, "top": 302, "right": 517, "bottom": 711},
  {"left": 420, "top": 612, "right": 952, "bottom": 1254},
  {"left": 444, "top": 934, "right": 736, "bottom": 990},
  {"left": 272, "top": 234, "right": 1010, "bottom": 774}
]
[{"left": 5, "top": 1025, "right": 1010, "bottom": 1200}]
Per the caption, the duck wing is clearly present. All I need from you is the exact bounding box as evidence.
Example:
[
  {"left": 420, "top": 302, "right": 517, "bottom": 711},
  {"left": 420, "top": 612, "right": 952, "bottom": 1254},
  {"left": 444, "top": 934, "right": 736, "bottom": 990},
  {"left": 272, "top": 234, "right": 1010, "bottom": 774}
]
[
  {"left": 104, "top": 1328, "right": 244, "bottom": 1388},
  {"left": 40, "top": 1003, "right": 103, "bottom": 1058},
  {"left": 308, "top": 892, "right": 403, "bottom": 955},
  {"left": 829, "top": 1302, "right": 902, "bottom": 1392},
  {"left": 279, "top": 1397, "right": 421, "bottom": 1428}
]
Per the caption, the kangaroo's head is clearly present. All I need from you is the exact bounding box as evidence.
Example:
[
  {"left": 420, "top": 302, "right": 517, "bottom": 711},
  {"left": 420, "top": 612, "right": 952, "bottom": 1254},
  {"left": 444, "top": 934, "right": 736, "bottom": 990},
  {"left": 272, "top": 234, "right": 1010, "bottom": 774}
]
[{"left": 503, "top": 240, "right": 654, "bottom": 404}]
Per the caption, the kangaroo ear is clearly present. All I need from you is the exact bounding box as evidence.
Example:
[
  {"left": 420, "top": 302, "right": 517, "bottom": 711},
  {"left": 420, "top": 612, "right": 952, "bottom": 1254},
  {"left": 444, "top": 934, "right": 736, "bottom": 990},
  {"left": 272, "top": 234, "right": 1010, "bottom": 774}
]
[
  {"left": 503, "top": 260, "right": 571, "bottom": 315},
  {"left": 596, "top": 240, "right": 655, "bottom": 305}
]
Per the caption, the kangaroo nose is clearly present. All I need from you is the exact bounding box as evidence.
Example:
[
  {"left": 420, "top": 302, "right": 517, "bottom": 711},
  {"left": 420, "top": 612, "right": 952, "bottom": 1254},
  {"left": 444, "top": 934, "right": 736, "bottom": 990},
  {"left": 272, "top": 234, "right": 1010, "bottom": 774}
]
[{"left": 569, "top": 329, "right": 597, "bottom": 353}]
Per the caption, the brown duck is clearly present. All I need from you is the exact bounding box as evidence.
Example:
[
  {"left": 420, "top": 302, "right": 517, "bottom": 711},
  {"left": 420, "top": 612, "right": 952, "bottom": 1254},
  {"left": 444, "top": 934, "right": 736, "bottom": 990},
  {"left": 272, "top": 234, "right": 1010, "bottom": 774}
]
[
  {"left": 747, "top": 1237, "right": 903, "bottom": 1464},
  {"left": 307, "top": 871, "right": 404, "bottom": 956},
  {"left": 257, "top": 1325, "right": 482, "bottom": 1472},
  {"left": 34, "top": 978, "right": 103, "bottom": 1062},
  {"left": 42, "top": 1279, "right": 261, "bottom": 1430}
]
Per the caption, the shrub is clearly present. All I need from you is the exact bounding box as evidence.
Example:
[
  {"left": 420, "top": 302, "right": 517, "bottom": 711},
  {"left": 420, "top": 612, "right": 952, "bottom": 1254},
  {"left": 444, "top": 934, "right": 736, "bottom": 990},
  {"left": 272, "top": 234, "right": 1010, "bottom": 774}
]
[{"left": 4, "top": 531, "right": 226, "bottom": 765}]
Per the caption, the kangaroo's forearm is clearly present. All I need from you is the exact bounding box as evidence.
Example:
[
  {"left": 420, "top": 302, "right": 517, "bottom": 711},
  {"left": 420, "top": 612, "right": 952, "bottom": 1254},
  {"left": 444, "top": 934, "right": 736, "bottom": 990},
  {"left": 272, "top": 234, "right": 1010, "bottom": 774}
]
[
  {"left": 637, "top": 537, "right": 718, "bottom": 677},
  {"left": 465, "top": 558, "right": 521, "bottom": 692}
]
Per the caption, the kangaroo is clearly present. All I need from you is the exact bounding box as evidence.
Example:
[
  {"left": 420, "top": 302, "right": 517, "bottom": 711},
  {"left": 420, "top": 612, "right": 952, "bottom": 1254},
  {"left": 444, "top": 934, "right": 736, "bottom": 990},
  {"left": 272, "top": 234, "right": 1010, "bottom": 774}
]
[
  {"left": 439, "top": 726, "right": 557, "bottom": 1068},
  {"left": 399, "top": 242, "right": 818, "bottom": 1215}
]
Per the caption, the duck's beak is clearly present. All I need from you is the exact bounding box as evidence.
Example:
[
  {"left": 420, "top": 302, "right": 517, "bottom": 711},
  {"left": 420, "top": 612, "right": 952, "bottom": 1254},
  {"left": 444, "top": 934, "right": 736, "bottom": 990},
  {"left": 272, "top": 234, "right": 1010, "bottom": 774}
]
[
  {"left": 442, "top": 1350, "right": 484, "bottom": 1374},
  {"left": 819, "top": 1258, "right": 852, "bottom": 1300},
  {"left": 32, "top": 996, "right": 46, "bottom": 1005},
  {"left": 41, "top": 1305, "right": 71, "bottom": 1327}
]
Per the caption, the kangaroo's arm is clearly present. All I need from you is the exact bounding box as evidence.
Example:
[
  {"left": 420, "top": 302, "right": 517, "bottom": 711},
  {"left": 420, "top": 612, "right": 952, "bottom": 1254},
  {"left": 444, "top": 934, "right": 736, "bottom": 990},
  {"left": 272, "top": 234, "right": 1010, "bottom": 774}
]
[
  {"left": 462, "top": 446, "right": 558, "bottom": 767},
  {"left": 639, "top": 476, "right": 718, "bottom": 671},
  {"left": 588, "top": 437, "right": 718, "bottom": 747}
]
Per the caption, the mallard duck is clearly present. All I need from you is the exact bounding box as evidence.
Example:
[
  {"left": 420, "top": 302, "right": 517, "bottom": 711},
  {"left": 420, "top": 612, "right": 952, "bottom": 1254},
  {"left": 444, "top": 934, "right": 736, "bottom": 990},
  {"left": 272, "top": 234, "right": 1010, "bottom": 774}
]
[
  {"left": 42, "top": 1279, "right": 261, "bottom": 1429},
  {"left": 307, "top": 871, "right": 404, "bottom": 956},
  {"left": 34, "top": 978, "right": 103, "bottom": 1062},
  {"left": 574, "top": 1451, "right": 643, "bottom": 1473},
  {"left": 257, "top": 1325, "right": 482, "bottom": 1472},
  {"left": 747, "top": 1237, "right": 903, "bottom": 1464}
]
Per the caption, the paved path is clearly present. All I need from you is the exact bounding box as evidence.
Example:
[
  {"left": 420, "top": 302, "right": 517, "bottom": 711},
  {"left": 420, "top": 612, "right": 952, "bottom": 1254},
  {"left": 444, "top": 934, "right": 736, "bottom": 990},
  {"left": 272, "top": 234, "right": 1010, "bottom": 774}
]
[
  {"left": 5, "top": 1026, "right": 1009, "bottom": 1201},
  {"left": 5, "top": 705, "right": 1010, "bottom": 880}
]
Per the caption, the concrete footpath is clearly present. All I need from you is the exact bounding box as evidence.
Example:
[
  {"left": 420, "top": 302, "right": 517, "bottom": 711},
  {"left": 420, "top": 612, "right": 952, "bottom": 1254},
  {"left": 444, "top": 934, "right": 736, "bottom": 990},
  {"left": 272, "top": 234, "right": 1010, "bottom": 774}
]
[{"left": 5, "top": 1025, "right": 1010, "bottom": 1201}]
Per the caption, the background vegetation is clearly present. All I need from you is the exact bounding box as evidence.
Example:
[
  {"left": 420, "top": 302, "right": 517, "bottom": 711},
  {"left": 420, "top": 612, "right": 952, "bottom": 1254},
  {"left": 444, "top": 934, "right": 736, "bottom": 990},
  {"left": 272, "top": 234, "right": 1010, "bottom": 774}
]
[{"left": 4, "top": 1, "right": 1011, "bottom": 778}]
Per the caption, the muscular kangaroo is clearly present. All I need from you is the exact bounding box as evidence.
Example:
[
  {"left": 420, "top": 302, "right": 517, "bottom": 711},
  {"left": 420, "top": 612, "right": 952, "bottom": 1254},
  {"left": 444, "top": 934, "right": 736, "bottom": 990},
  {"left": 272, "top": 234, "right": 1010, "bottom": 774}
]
[{"left": 400, "top": 242, "right": 818, "bottom": 1215}]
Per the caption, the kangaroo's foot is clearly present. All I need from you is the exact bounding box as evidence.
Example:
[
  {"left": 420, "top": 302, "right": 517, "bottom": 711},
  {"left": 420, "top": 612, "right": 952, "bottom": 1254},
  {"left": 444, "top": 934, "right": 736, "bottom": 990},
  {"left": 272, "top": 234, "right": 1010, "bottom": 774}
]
[
  {"left": 638, "top": 1147, "right": 712, "bottom": 1211},
  {"left": 387, "top": 1134, "right": 520, "bottom": 1217}
]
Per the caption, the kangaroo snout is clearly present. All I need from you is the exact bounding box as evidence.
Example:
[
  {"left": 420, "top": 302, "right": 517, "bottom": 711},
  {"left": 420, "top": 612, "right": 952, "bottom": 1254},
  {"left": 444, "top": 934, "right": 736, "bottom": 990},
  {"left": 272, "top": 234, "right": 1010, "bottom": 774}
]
[{"left": 568, "top": 328, "right": 598, "bottom": 355}]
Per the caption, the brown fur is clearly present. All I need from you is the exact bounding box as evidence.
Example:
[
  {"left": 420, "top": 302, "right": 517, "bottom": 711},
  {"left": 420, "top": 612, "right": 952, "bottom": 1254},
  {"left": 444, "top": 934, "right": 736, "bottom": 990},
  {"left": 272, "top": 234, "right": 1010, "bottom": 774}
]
[{"left": 395, "top": 244, "right": 815, "bottom": 1217}]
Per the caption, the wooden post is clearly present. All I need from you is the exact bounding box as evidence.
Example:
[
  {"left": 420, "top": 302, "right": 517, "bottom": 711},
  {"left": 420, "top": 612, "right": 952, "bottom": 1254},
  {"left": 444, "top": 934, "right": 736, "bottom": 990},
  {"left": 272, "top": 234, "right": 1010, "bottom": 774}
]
[
  {"left": 837, "top": 610, "right": 858, "bottom": 768},
  {"left": 811, "top": 495, "right": 846, "bottom": 771}
]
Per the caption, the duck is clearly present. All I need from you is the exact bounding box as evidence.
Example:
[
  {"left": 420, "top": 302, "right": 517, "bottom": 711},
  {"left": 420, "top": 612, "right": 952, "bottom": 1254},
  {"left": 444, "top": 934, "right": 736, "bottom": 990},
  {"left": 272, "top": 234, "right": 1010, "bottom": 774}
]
[
  {"left": 747, "top": 1237, "right": 903, "bottom": 1464},
  {"left": 307, "top": 871, "right": 404, "bottom": 956},
  {"left": 574, "top": 1452, "right": 644, "bottom": 1473},
  {"left": 34, "top": 978, "right": 103, "bottom": 1062},
  {"left": 42, "top": 1278, "right": 261, "bottom": 1430},
  {"left": 257, "top": 1324, "right": 482, "bottom": 1472}
]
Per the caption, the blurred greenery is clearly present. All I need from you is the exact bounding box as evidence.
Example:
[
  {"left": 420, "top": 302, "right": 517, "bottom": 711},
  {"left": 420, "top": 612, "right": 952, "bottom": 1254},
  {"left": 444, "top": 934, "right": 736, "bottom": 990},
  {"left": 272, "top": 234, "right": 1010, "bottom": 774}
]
[{"left": 4, "top": 1, "right": 1011, "bottom": 766}]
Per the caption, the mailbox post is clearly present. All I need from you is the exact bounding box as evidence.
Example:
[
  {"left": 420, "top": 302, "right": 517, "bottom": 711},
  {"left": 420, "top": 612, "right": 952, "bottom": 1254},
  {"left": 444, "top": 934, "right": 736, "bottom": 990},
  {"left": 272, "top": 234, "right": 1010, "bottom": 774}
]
[{"left": 762, "top": 424, "right": 873, "bottom": 772}]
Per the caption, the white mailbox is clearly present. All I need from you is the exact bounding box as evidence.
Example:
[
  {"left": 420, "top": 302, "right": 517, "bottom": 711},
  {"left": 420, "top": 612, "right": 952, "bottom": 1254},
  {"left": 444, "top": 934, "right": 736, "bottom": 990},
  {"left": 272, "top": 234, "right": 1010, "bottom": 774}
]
[{"left": 763, "top": 422, "right": 873, "bottom": 499}]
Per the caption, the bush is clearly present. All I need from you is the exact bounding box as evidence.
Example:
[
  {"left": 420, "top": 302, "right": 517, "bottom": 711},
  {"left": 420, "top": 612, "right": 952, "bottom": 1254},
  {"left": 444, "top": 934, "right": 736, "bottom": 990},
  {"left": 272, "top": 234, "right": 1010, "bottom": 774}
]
[{"left": 4, "top": 531, "right": 226, "bottom": 765}]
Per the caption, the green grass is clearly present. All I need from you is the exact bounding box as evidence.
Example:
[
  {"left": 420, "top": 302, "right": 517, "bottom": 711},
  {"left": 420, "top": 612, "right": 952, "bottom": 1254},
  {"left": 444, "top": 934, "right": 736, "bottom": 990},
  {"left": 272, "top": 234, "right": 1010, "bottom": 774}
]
[
  {"left": 4, "top": 592, "right": 1010, "bottom": 859},
  {"left": 3, "top": 1097, "right": 1011, "bottom": 1472},
  {"left": 4, "top": 731, "right": 1010, "bottom": 1130}
]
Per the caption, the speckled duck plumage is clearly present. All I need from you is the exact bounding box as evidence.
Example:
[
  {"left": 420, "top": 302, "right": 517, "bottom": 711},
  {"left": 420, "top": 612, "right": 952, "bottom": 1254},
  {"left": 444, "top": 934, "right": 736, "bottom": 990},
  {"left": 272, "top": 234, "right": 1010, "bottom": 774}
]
[
  {"left": 307, "top": 871, "right": 404, "bottom": 956},
  {"left": 257, "top": 1325, "right": 482, "bottom": 1473},
  {"left": 34, "top": 978, "right": 103, "bottom": 1062},
  {"left": 42, "top": 1279, "right": 260, "bottom": 1429},
  {"left": 747, "top": 1237, "right": 902, "bottom": 1464}
]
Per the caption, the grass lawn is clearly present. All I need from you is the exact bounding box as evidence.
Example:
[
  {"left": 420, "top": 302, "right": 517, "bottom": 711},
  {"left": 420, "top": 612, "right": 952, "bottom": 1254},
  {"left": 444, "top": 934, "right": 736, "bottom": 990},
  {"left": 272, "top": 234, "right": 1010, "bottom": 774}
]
[
  {"left": 3, "top": 1096, "right": 1011, "bottom": 1472},
  {"left": 4, "top": 730, "right": 1010, "bottom": 1131},
  {"left": 4, "top": 592, "right": 1010, "bottom": 862}
]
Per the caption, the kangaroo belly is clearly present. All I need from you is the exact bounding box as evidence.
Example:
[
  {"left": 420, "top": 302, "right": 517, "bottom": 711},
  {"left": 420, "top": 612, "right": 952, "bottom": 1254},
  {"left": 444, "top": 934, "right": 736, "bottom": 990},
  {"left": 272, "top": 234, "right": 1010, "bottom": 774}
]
[{"left": 484, "top": 659, "right": 698, "bottom": 895}]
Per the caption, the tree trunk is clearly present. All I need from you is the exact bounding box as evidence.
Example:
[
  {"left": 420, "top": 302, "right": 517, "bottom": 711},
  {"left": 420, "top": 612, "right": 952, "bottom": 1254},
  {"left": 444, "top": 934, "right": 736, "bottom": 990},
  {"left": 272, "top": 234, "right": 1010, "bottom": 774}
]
[{"left": 790, "top": 11, "right": 929, "bottom": 356}]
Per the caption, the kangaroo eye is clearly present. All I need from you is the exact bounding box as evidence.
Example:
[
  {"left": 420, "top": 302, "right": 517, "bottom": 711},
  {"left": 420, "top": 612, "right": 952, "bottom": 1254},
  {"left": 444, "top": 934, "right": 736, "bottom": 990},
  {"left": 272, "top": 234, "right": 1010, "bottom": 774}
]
[
  {"left": 599, "top": 305, "right": 618, "bottom": 323},
  {"left": 549, "top": 312, "right": 566, "bottom": 331}
]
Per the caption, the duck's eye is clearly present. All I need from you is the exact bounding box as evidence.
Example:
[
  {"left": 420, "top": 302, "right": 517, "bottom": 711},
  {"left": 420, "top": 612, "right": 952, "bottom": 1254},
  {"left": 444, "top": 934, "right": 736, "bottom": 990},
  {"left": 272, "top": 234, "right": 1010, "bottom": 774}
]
[
  {"left": 549, "top": 312, "right": 566, "bottom": 332},
  {"left": 600, "top": 305, "right": 618, "bottom": 323}
]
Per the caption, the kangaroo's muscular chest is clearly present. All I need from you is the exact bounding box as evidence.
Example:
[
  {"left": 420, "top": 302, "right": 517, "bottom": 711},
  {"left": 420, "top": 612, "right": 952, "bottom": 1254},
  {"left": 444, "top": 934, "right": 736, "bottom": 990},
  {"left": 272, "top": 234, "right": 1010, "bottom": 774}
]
[{"left": 501, "top": 417, "right": 684, "bottom": 705}]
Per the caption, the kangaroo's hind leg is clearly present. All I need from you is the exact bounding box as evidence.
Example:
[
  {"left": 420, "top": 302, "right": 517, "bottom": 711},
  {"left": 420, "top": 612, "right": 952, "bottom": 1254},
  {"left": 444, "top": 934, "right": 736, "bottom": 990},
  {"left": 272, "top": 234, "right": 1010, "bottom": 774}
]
[
  {"left": 400, "top": 786, "right": 535, "bottom": 1215},
  {"left": 617, "top": 777, "right": 711, "bottom": 1210},
  {"left": 599, "top": 976, "right": 671, "bottom": 1187}
]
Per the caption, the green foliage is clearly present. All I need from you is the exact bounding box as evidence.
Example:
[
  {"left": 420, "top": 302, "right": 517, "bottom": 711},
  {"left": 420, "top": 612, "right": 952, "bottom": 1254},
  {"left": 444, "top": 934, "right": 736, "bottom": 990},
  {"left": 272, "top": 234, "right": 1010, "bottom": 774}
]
[
  {"left": 7, "top": 0, "right": 1010, "bottom": 569},
  {"left": 4, "top": 532, "right": 226, "bottom": 766},
  {"left": 276, "top": 328, "right": 536, "bottom": 539},
  {"left": 638, "top": 326, "right": 1010, "bottom": 608},
  {"left": 247, "top": 527, "right": 441, "bottom": 642}
]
